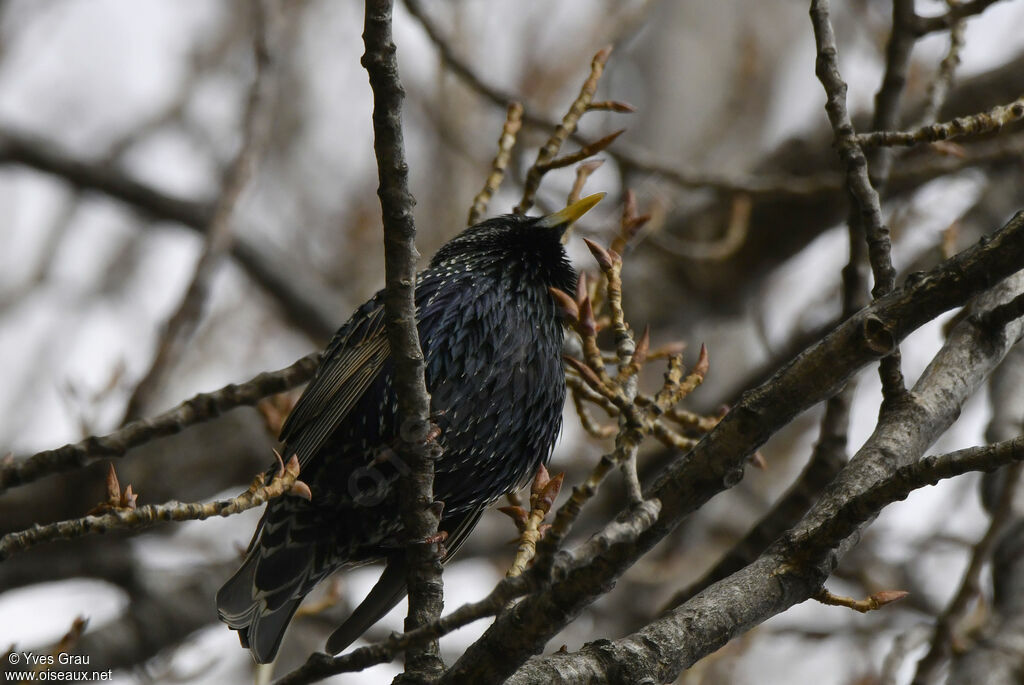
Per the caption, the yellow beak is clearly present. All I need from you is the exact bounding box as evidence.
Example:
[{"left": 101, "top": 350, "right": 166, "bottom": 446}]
[{"left": 535, "top": 193, "right": 605, "bottom": 229}]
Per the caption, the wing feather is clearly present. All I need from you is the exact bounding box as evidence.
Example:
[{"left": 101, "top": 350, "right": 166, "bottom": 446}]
[{"left": 279, "top": 298, "right": 389, "bottom": 469}]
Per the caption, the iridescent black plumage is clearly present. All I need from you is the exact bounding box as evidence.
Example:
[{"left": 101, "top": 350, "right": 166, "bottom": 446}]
[{"left": 217, "top": 200, "right": 596, "bottom": 663}]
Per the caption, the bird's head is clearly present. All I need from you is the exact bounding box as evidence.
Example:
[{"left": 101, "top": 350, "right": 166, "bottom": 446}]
[{"left": 428, "top": 193, "right": 605, "bottom": 292}]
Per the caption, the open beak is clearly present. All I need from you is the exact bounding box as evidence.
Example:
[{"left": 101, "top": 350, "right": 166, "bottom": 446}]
[{"left": 535, "top": 193, "right": 605, "bottom": 231}]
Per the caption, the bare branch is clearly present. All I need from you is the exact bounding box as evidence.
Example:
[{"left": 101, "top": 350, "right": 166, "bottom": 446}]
[
  {"left": 272, "top": 576, "right": 532, "bottom": 685},
  {"left": 0, "top": 129, "right": 336, "bottom": 341},
  {"left": 915, "top": 6, "right": 967, "bottom": 127},
  {"left": 811, "top": 0, "right": 906, "bottom": 403},
  {"left": 361, "top": 0, "right": 443, "bottom": 676},
  {"left": 914, "top": 342, "right": 1024, "bottom": 683},
  {"left": 506, "top": 291, "right": 1024, "bottom": 684},
  {"left": 814, "top": 588, "right": 909, "bottom": 613},
  {"left": 859, "top": 95, "right": 1024, "bottom": 149},
  {"left": 442, "top": 210, "right": 1024, "bottom": 684},
  {"left": 467, "top": 102, "right": 523, "bottom": 225},
  {"left": 910, "top": 464, "right": 1023, "bottom": 683},
  {"left": 0, "top": 456, "right": 304, "bottom": 561},
  {"left": 915, "top": 0, "right": 1009, "bottom": 34},
  {"left": 0, "top": 352, "right": 318, "bottom": 494},
  {"left": 122, "top": 0, "right": 279, "bottom": 423},
  {"left": 515, "top": 46, "right": 613, "bottom": 215}
]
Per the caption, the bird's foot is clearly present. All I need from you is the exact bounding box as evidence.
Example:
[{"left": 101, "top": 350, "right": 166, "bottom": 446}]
[{"left": 423, "top": 530, "right": 448, "bottom": 546}]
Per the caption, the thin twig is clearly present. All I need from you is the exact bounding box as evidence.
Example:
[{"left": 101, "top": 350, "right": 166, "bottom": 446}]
[
  {"left": 401, "top": 0, "right": 856, "bottom": 201},
  {"left": 505, "top": 465, "right": 563, "bottom": 578},
  {"left": 915, "top": 2, "right": 966, "bottom": 127},
  {"left": 664, "top": 168, "right": 870, "bottom": 600},
  {"left": 533, "top": 446, "right": 632, "bottom": 576},
  {"left": 550, "top": 227, "right": 710, "bottom": 553},
  {"left": 440, "top": 211, "right": 1024, "bottom": 685},
  {"left": 814, "top": 588, "right": 909, "bottom": 613},
  {"left": 272, "top": 575, "right": 531, "bottom": 685},
  {"left": 914, "top": 0, "right": 1007, "bottom": 34},
  {"left": 515, "top": 46, "right": 613, "bottom": 215},
  {"left": 791, "top": 438, "right": 1024, "bottom": 559},
  {"left": 122, "top": 1, "right": 279, "bottom": 423},
  {"left": 810, "top": 0, "right": 906, "bottom": 404},
  {"left": 910, "top": 461, "right": 1024, "bottom": 684},
  {"left": 861, "top": 0, "right": 917, "bottom": 405},
  {"left": 509, "top": 439, "right": 1024, "bottom": 684},
  {"left": 569, "top": 383, "right": 618, "bottom": 439},
  {"left": 0, "top": 352, "right": 319, "bottom": 494},
  {"left": 535, "top": 129, "right": 624, "bottom": 173},
  {"left": 467, "top": 102, "right": 523, "bottom": 225},
  {"left": 0, "top": 455, "right": 305, "bottom": 561},
  {"left": 859, "top": 95, "right": 1024, "bottom": 149}
]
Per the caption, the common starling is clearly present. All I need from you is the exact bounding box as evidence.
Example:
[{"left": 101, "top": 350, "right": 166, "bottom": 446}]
[{"left": 217, "top": 193, "right": 604, "bottom": 663}]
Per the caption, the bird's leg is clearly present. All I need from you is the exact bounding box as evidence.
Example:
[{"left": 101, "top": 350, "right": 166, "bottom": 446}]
[
  {"left": 424, "top": 422, "right": 442, "bottom": 444},
  {"left": 423, "top": 530, "right": 448, "bottom": 546}
]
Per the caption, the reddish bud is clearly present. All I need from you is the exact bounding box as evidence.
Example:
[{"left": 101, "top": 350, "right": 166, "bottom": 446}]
[
  {"left": 564, "top": 356, "right": 606, "bottom": 393},
  {"left": 583, "top": 238, "right": 615, "bottom": 272},
  {"left": 537, "top": 473, "right": 564, "bottom": 512},
  {"left": 105, "top": 463, "right": 121, "bottom": 502},
  {"left": 531, "top": 463, "right": 551, "bottom": 493},
  {"left": 578, "top": 296, "right": 597, "bottom": 336},
  {"left": 632, "top": 325, "right": 650, "bottom": 367},
  {"left": 576, "top": 271, "right": 589, "bottom": 307},
  {"left": 750, "top": 451, "right": 768, "bottom": 470},
  {"left": 121, "top": 484, "right": 137, "bottom": 509},
  {"left": 871, "top": 590, "right": 909, "bottom": 607},
  {"left": 548, "top": 287, "right": 579, "bottom": 322},
  {"left": 694, "top": 344, "right": 709, "bottom": 377}
]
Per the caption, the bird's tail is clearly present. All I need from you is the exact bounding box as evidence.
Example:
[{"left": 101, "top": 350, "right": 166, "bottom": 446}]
[
  {"left": 325, "top": 557, "right": 407, "bottom": 654},
  {"left": 324, "top": 506, "right": 484, "bottom": 654},
  {"left": 217, "top": 506, "right": 328, "bottom": 664},
  {"left": 216, "top": 553, "right": 303, "bottom": 664}
]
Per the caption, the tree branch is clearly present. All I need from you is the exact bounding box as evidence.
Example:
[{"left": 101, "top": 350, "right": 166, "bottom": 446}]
[
  {"left": 661, "top": 122, "right": 873, "bottom": 610},
  {"left": 0, "top": 456, "right": 303, "bottom": 561},
  {"left": 811, "top": 0, "right": 906, "bottom": 403},
  {"left": 272, "top": 576, "right": 532, "bottom": 685},
  {"left": 858, "top": 95, "right": 1024, "bottom": 149},
  {"left": 122, "top": 0, "right": 279, "bottom": 423},
  {"left": 361, "top": 0, "right": 443, "bottom": 678},
  {"left": 507, "top": 434, "right": 1024, "bottom": 683},
  {"left": 503, "top": 270, "right": 1024, "bottom": 684},
  {"left": 0, "top": 352, "right": 319, "bottom": 494},
  {"left": 440, "top": 209, "right": 1024, "bottom": 683},
  {"left": 0, "top": 128, "right": 335, "bottom": 341},
  {"left": 915, "top": 0, "right": 1009, "bottom": 34},
  {"left": 925, "top": 342, "right": 1024, "bottom": 683}
]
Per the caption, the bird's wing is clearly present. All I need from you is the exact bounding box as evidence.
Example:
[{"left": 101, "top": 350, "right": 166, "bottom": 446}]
[{"left": 279, "top": 295, "right": 390, "bottom": 470}]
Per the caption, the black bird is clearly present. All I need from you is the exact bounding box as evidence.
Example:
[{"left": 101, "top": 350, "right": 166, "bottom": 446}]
[{"left": 217, "top": 193, "right": 603, "bottom": 663}]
